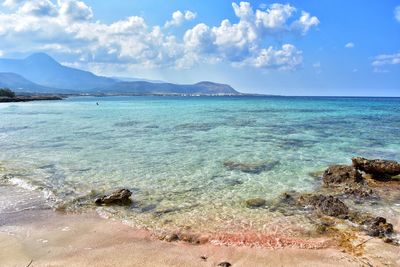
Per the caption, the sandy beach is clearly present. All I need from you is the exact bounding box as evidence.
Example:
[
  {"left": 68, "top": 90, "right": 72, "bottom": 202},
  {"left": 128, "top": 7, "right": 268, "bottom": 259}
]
[{"left": 1, "top": 185, "right": 399, "bottom": 267}]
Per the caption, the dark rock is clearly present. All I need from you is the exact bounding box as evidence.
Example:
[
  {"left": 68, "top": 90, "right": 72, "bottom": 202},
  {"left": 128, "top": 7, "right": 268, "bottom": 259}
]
[
  {"left": 322, "top": 165, "right": 363, "bottom": 187},
  {"left": 308, "top": 195, "right": 349, "bottom": 218},
  {"left": 362, "top": 217, "right": 393, "bottom": 237},
  {"left": 95, "top": 189, "right": 132, "bottom": 206},
  {"left": 352, "top": 157, "right": 400, "bottom": 177},
  {"left": 218, "top": 262, "right": 232, "bottom": 267},
  {"left": 224, "top": 160, "right": 278, "bottom": 174},
  {"left": 245, "top": 198, "right": 266, "bottom": 208}
]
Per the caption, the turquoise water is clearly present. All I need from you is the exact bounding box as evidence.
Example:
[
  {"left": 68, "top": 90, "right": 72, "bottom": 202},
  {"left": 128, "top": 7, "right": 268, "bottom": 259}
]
[{"left": 1, "top": 96, "right": 399, "bottom": 233}]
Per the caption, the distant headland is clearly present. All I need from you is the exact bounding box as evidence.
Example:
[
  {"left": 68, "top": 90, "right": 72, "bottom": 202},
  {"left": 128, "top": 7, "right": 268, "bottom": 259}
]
[{"left": 0, "top": 53, "right": 241, "bottom": 96}]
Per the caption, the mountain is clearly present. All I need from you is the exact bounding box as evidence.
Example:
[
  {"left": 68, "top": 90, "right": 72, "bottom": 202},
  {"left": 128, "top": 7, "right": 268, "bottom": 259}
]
[
  {"left": 0, "top": 72, "right": 74, "bottom": 94},
  {"left": 0, "top": 53, "right": 115, "bottom": 90},
  {"left": 111, "top": 76, "right": 165, "bottom": 84},
  {"left": 95, "top": 81, "right": 239, "bottom": 95},
  {"left": 0, "top": 53, "right": 240, "bottom": 95}
]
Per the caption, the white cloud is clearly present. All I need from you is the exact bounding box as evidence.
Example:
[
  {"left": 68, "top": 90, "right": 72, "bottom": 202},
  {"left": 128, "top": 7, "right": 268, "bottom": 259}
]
[
  {"left": 164, "top": 10, "right": 196, "bottom": 28},
  {"left": 345, "top": 42, "right": 354, "bottom": 48},
  {"left": 2, "top": 0, "right": 24, "bottom": 8},
  {"left": 58, "top": 0, "right": 93, "bottom": 21},
  {"left": 372, "top": 52, "right": 400, "bottom": 67},
  {"left": 291, "top": 11, "right": 319, "bottom": 35},
  {"left": 17, "top": 0, "right": 58, "bottom": 16},
  {"left": 248, "top": 44, "right": 303, "bottom": 70},
  {"left": 395, "top": 6, "right": 400, "bottom": 22},
  {"left": 0, "top": 1, "right": 319, "bottom": 72}
]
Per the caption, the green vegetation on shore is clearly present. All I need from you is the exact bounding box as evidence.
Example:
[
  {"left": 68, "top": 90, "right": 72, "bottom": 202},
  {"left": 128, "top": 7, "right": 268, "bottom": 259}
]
[{"left": 0, "top": 88, "right": 15, "bottom": 97}]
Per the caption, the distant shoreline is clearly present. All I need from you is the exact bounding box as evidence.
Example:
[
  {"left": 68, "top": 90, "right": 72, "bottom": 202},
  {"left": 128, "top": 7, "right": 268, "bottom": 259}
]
[{"left": 0, "top": 95, "right": 64, "bottom": 103}]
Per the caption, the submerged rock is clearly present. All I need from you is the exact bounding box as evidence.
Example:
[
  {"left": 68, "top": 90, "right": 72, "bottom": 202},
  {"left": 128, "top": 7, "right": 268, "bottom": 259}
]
[
  {"left": 322, "top": 165, "right": 363, "bottom": 187},
  {"left": 224, "top": 160, "right": 278, "bottom": 174},
  {"left": 95, "top": 189, "right": 132, "bottom": 206},
  {"left": 245, "top": 198, "right": 266, "bottom": 208},
  {"left": 352, "top": 157, "right": 400, "bottom": 178},
  {"left": 218, "top": 262, "right": 232, "bottom": 267},
  {"left": 362, "top": 217, "right": 394, "bottom": 238},
  {"left": 308, "top": 195, "right": 349, "bottom": 218}
]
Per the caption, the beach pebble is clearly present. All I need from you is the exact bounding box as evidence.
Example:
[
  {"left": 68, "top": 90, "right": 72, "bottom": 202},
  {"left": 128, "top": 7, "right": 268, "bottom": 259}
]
[{"left": 245, "top": 198, "right": 266, "bottom": 208}]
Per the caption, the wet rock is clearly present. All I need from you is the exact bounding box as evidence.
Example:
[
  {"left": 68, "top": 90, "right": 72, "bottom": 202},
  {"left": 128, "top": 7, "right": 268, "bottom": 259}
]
[
  {"left": 225, "top": 179, "right": 243, "bottom": 186},
  {"left": 223, "top": 160, "right": 278, "bottom": 174},
  {"left": 245, "top": 198, "right": 266, "bottom": 208},
  {"left": 343, "top": 186, "right": 377, "bottom": 199},
  {"left": 218, "top": 262, "right": 232, "bottom": 267},
  {"left": 362, "top": 217, "right": 393, "bottom": 237},
  {"left": 352, "top": 157, "right": 400, "bottom": 178},
  {"left": 95, "top": 189, "right": 132, "bottom": 206},
  {"left": 322, "top": 165, "right": 363, "bottom": 187},
  {"left": 308, "top": 195, "right": 349, "bottom": 218}
]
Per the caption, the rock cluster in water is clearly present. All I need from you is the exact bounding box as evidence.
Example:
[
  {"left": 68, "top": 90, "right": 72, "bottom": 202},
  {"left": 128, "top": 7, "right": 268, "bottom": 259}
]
[
  {"left": 352, "top": 157, "right": 400, "bottom": 180},
  {"left": 244, "top": 157, "right": 399, "bottom": 246},
  {"left": 95, "top": 189, "right": 132, "bottom": 206},
  {"left": 311, "top": 157, "right": 398, "bottom": 242}
]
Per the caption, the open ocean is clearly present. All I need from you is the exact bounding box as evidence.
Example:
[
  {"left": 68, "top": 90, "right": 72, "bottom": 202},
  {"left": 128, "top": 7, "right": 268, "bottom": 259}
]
[{"left": 1, "top": 96, "right": 399, "bottom": 234}]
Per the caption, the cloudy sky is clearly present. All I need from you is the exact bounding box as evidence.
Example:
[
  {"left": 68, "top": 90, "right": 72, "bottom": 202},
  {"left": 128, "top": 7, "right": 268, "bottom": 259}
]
[{"left": 0, "top": 0, "right": 399, "bottom": 96}]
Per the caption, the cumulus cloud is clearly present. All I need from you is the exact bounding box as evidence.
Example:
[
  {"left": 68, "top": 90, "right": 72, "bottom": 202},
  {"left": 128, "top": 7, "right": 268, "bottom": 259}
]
[
  {"left": 165, "top": 10, "right": 196, "bottom": 28},
  {"left": 17, "top": 0, "right": 57, "bottom": 16},
  {"left": 58, "top": 0, "right": 93, "bottom": 21},
  {"left": 0, "top": 1, "right": 319, "bottom": 71},
  {"left": 345, "top": 42, "right": 354, "bottom": 48},
  {"left": 291, "top": 11, "right": 319, "bottom": 35},
  {"left": 248, "top": 44, "right": 303, "bottom": 70}
]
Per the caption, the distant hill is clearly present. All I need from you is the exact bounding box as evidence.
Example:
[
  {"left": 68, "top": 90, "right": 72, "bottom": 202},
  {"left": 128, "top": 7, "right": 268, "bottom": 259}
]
[
  {"left": 0, "top": 53, "right": 115, "bottom": 90},
  {"left": 95, "top": 81, "right": 239, "bottom": 95},
  {"left": 0, "top": 53, "right": 241, "bottom": 95},
  {"left": 0, "top": 72, "right": 74, "bottom": 94}
]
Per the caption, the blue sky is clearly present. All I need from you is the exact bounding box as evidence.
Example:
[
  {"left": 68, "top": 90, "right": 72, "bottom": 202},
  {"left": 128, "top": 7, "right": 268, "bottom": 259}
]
[{"left": 0, "top": 0, "right": 399, "bottom": 96}]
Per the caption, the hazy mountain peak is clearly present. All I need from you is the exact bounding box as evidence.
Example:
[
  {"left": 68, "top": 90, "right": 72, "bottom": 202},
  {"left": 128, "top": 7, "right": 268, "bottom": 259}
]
[{"left": 25, "top": 53, "right": 60, "bottom": 66}]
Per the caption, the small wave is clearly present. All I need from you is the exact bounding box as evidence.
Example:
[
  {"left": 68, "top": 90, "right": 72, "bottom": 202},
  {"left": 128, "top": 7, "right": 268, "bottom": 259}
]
[{"left": 1, "top": 174, "right": 56, "bottom": 204}]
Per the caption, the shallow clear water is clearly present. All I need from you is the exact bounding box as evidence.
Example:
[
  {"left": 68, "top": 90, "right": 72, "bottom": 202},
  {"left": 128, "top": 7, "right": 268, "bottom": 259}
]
[{"left": 1, "top": 96, "right": 399, "bottom": 233}]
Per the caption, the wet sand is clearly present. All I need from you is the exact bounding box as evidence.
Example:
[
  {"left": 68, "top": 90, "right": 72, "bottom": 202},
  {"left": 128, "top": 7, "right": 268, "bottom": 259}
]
[{"left": 1, "top": 186, "right": 399, "bottom": 267}]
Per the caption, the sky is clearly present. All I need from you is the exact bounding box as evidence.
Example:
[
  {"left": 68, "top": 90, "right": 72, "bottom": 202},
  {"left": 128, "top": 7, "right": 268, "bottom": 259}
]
[{"left": 0, "top": 0, "right": 399, "bottom": 96}]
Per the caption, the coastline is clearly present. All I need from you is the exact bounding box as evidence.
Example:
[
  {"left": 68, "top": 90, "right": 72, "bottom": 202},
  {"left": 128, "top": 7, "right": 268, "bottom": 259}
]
[
  {"left": 1, "top": 185, "right": 399, "bottom": 267},
  {"left": 0, "top": 95, "right": 64, "bottom": 103}
]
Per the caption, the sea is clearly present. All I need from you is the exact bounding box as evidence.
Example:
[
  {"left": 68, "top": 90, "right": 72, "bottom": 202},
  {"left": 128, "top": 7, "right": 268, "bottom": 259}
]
[{"left": 1, "top": 96, "right": 399, "bottom": 236}]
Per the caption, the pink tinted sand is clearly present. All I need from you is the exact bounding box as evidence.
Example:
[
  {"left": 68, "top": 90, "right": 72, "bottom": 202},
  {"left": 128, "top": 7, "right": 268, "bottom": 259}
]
[{"left": 1, "top": 209, "right": 399, "bottom": 267}]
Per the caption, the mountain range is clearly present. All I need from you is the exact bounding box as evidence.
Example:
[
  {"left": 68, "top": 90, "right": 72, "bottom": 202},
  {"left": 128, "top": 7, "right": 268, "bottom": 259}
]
[{"left": 0, "top": 53, "right": 239, "bottom": 95}]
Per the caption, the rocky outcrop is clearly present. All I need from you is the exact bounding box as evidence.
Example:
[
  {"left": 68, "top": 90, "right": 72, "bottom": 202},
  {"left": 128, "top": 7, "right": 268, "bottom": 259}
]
[
  {"left": 95, "top": 189, "right": 132, "bottom": 206},
  {"left": 322, "top": 165, "right": 363, "bottom": 187},
  {"left": 352, "top": 157, "right": 400, "bottom": 179},
  {"left": 307, "top": 195, "right": 349, "bottom": 218}
]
